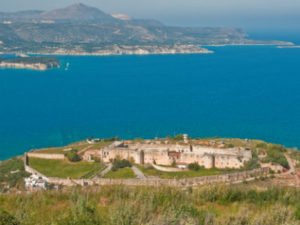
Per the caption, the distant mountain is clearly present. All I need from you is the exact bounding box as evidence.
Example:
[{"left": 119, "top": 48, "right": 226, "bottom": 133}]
[
  {"left": 0, "top": 3, "right": 293, "bottom": 55},
  {"left": 39, "top": 3, "right": 116, "bottom": 22}
]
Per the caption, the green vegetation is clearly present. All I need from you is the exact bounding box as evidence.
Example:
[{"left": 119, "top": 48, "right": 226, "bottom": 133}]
[
  {"left": 112, "top": 159, "right": 132, "bottom": 172},
  {"left": 0, "top": 210, "right": 19, "bottom": 225},
  {"left": 0, "top": 157, "right": 29, "bottom": 192},
  {"left": 35, "top": 142, "right": 91, "bottom": 154},
  {"left": 296, "top": 203, "right": 300, "bottom": 220},
  {"left": 289, "top": 150, "right": 300, "bottom": 167},
  {"left": 173, "top": 134, "right": 184, "bottom": 141},
  {"left": 137, "top": 165, "right": 222, "bottom": 179},
  {"left": 188, "top": 162, "right": 203, "bottom": 171},
  {"left": 256, "top": 142, "right": 268, "bottom": 149},
  {"left": 262, "top": 144, "right": 289, "bottom": 169},
  {"left": 35, "top": 140, "right": 112, "bottom": 155},
  {"left": 0, "top": 184, "right": 300, "bottom": 225},
  {"left": 244, "top": 159, "right": 260, "bottom": 170},
  {"left": 64, "top": 150, "right": 81, "bottom": 162},
  {"left": 28, "top": 158, "right": 103, "bottom": 179},
  {"left": 104, "top": 167, "right": 136, "bottom": 179}
]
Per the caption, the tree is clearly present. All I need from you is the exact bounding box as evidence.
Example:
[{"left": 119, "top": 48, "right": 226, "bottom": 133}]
[
  {"left": 112, "top": 159, "right": 132, "bottom": 171},
  {"left": 65, "top": 150, "right": 81, "bottom": 162},
  {"left": 188, "top": 162, "right": 202, "bottom": 171},
  {"left": 174, "top": 134, "right": 184, "bottom": 141}
]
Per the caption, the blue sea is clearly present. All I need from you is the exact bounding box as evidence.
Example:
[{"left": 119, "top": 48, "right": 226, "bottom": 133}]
[{"left": 1, "top": 34, "right": 300, "bottom": 160}]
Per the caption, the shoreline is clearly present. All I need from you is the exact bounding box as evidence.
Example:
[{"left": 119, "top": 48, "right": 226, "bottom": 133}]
[
  {"left": 1, "top": 43, "right": 295, "bottom": 57},
  {"left": 203, "top": 43, "right": 294, "bottom": 47},
  {"left": 277, "top": 45, "right": 300, "bottom": 48}
]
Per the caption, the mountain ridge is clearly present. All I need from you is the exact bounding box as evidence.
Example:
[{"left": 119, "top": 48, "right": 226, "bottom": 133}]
[
  {"left": 39, "top": 3, "right": 117, "bottom": 22},
  {"left": 0, "top": 3, "right": 293, "bottom": 55}
]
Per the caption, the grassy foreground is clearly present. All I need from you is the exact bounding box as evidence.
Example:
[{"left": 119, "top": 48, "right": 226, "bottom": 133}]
[
  {"left": 1, "top": 184, "right": 300, "bottom": 225},
  {"left": 28, "top": 158, "right": 104, "bottom": 179},
  {"left": 104, "top": 167, "right": 136, "bottom": 179}
]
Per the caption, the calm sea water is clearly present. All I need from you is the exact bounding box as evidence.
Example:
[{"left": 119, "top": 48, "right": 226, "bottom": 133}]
[{"left": 1, "top": 43, "right": 300, "bottom": 160}]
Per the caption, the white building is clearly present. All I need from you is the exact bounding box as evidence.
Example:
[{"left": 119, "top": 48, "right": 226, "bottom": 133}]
[{"left": 25, "top": 175, "right": 48, "bottom": 190}]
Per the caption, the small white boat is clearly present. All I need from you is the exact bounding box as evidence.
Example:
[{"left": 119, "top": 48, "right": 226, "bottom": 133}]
[{"left": 65, "top": 62, "right": 70, "bottom": 70}]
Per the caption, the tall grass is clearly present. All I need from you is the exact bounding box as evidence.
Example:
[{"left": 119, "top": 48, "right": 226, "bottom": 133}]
[{"left": 0, "top": 184, "right": 300, "bottom": 225}]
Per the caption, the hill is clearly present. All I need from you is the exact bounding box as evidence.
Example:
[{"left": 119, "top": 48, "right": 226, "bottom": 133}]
[
  {"left": 0, "top": 3, "right": 293, "bottom": 55},
  {"left": 39, "top": 3, "right": 116, "bottom": 22}
]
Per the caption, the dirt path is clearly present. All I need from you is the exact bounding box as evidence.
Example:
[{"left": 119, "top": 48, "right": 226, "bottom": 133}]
[
  {"left": 78, "top": 145, "right": 93, "bottom": 154},
  {"left": 285, "top": 154, "right": 300, "bottom": 185},
  {"left": 97, "top": 163, "right": 112, "bottom": 177},
  {"left": 132, "top": 166, "right": 146, "bottom": 179}
]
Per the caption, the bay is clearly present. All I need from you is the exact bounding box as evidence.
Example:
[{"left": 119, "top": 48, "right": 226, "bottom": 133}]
[{"left": 0, "top": 44, "right": 300, "bottom": 159}]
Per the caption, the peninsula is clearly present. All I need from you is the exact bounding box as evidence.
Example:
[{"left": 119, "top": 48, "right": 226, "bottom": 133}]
[
  {"left": 0, "top": 3, "right": 293, "bottom": 56},
  {"left": 0, "top": 56, "right": 61, "bottom": 70}
]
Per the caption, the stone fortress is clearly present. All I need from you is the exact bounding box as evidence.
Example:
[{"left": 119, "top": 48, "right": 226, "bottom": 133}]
[{"left": 85, "top": 137, "right": 252, "bottom": 169}]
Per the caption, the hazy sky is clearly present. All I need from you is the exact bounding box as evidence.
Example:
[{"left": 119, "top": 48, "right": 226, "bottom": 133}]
[{"left": 2, "top": 0, "right": 300, "bottom": 31}]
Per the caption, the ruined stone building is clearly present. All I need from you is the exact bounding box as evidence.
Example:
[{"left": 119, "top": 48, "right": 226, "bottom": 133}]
[{"left": 85, "top": 141, "right": 252, "bottom": 169}]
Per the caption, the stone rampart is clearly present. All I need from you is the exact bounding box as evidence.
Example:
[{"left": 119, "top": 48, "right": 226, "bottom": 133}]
[
  {"left": 27, "top": 152, "right": 65, "bottom": 160},
  {"left": 23, "top": 152, "right": 268, "bottom": 187},
  {"left": 45, "top": 168, "right": 269, "bottom": 187},
  {"left": 24, "top": 165, "right": 49, "bottom": 182}
]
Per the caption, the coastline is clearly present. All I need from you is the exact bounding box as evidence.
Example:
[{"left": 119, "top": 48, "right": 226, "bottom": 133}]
[
  {"left": 277, "top": 45, "right": 300, "bottom": 48},
  {"left": 203, "top": 42, "right": 294, "bottom": 47},
  {"left": 0, "top": 57, "right": 61, "bottom": 71},
  {"left": 1, "top": 43, "right": 295, "bottom": 57}
]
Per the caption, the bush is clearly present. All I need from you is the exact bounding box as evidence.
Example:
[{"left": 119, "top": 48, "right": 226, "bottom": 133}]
[
  {"left": 295, "top": 203, "right": 300, "bottom": 220},
  {"left": 103, "top": 136, "right": 119, "bottom": 142},
  {"left": 256, "top": 143, "right": 268, "bottom": 149},
  {"left": 65, "top": 150, "right": 81, "bottom": 162},
  {"left": 244, "top": 159, "right": 260, "bottom": 170},
  {"left": 174, "top": 134, "right": 184, "bottom": 141},
  {"left": 171, "top": 160, "right": 177, "bottom": 167},
  {"left": 0, "top": 210, "right": 19, "bottom": 225},
  {"left": 112, "top": 159, "right": 132, "bottom": 171},
  {"left": 188, "top": 162, "right": 202, "bottom": 171},
  {"left": 263, "top": 145, "right": 289, "bottom": 169}
]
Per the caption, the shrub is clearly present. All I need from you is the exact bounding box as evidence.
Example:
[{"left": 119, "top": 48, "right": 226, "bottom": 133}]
[
  {"left": 65, "top": 150, "right": 81, "bottom": 162},
  {"left": 112, "top": 159, "right": 132, "bottom": 171},
  {"left": 263, "top": 145, "right": 289, "bottom": 169},
  {"left": 244, "top": 159, "right": 260, "bottom": 170},
  {"left": 103, "top": 136, "right": 119, "bottom": 142},
  {"left": 256, "top": 143, "right": 268, "bottom": 149},
  {"left": 188, "top": 162, "right": 202, "bottom": 171},
  {"left": 295, "top": 203, "right": 300, "bottom": 220},
  {"left": 174, "top": 134, "right": 184, "bottom": 141},
  {"left": 0, "top": 210, "right": 19, "bottom": 225},
  {"left": 171, "top": 160, "right": 177, "bottom": 167}
]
